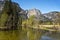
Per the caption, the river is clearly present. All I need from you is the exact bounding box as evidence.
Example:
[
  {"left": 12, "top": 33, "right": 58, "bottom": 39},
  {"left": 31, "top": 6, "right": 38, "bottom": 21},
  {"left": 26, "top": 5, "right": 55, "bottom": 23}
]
[{"left": 0, "top": 27, "right": 60, "bottom": 40}]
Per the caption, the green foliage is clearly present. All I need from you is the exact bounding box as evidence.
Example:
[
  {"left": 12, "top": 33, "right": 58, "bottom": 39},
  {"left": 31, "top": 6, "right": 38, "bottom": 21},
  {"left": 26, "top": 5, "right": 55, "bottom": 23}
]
[
  {"left": 0, "top": 0, "right": 11, "bottom": 27},
  {"left": 0, "top": 12, "right": 8, "bottom": 27},
  {"left": 0, "top": 0, "right": 20, "bottom": 30},
  {"left": 22, "top": 15, "right": 39, "bottom": 27},
  {"left": 45, "top": 21, "right": 53, "bottom": 25},
  {"left": 39, "top": 19, "right": 53, "bottom": 25}
]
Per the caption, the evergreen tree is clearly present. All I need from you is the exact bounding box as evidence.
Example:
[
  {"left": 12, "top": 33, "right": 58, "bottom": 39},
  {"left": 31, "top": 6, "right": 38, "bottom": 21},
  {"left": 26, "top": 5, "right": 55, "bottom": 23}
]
[{"left": 0, "top": 0, "right": 20, "bottom": 30}]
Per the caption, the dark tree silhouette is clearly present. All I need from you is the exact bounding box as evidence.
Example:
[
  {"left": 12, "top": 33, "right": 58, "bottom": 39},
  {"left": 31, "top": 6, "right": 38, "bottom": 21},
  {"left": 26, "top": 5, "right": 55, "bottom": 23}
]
[{"left": 0, "top": 0, "right": 20, "bottom": 30}]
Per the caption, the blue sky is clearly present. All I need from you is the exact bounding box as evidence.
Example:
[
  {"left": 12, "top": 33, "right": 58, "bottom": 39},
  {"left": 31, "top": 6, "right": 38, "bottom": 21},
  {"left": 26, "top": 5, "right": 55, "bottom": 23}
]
[{"left": 12, "top": 0, "right": 60, "bottom": 13}]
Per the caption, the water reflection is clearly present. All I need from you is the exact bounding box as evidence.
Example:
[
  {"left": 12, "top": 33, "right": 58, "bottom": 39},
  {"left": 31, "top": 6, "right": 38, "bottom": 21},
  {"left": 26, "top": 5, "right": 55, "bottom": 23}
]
[
  {"left": 0, "top": 30, "right": 20, "bottom": 40},
  {"left": 0, "top": 27, "right": 42, "bottom": 40},
  {"left": 41, "top": 36, "right": 53, "bottom": 40},
  {"left": 0, "top": 27, "right": 60, "bottom": 40}
]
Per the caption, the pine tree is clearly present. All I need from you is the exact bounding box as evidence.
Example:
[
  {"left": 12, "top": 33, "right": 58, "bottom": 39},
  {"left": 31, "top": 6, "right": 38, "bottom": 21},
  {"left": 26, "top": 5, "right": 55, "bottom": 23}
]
[{"left": 0, "top": 0, "right": 20, "bottom": 30}]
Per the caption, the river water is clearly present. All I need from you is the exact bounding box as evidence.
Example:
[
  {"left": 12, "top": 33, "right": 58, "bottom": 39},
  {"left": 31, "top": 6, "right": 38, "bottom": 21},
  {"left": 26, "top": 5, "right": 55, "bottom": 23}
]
[{"left": 0, "top": 27, "right": 60, "bottom": 40}]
